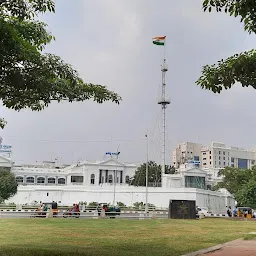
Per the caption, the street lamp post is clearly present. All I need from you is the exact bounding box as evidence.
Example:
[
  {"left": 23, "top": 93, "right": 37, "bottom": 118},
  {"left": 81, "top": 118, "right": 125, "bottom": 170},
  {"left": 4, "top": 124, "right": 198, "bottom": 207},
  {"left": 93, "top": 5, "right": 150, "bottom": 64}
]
[{"left": 145, "top": 134, "right": 149, "bottom": 216}]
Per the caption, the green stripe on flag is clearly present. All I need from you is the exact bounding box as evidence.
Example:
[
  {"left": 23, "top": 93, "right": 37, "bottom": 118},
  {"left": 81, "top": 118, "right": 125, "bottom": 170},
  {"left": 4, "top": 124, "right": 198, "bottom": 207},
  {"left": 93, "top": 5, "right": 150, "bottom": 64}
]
[{"left": 153, "top": 41, "right": 164, "bottom": 46}]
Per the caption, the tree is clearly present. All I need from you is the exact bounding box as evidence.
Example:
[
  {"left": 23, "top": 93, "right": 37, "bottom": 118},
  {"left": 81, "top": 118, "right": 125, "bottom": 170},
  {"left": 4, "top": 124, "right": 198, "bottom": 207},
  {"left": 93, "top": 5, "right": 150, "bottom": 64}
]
[
  {"left": 214, "top": 166, "right": 256, "bottom": 208},
  {"left": 0, "top": 169, "right": 18, "bottom": 203},
  {"left": 236, "top": 179, "right": 256, "bottom": 209},
  {"left": 196, "top": 0, "right": 256, "bottom": 93},
  {"left": 0, "top": 0, "right": 121, "bottom": 128},
  {"left": 130, "top": 161, "right": 176, "bottom": 186}
]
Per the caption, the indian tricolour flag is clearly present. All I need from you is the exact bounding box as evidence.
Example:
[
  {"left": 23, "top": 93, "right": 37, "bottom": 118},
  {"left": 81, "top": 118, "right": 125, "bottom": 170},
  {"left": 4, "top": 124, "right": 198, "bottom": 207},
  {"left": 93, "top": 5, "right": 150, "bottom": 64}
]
[{"left": 152, "top": 36, "right": 166, "bottom": 46}]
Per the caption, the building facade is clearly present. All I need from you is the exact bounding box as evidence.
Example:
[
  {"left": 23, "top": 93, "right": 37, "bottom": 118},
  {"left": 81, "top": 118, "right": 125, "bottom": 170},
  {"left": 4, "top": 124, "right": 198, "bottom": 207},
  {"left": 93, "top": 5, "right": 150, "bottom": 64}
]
[
  {"left": 201, "top": 142, "right": 256, "bottom": 169},
  {"left": 7, "top": 158, "right": 235, "bottom": 213},
  {"left": 12, "top": 158, "right": 136, "bottom": 189},
  {"left": 172, "top": 142, "right": 202, "bottom": 168}
]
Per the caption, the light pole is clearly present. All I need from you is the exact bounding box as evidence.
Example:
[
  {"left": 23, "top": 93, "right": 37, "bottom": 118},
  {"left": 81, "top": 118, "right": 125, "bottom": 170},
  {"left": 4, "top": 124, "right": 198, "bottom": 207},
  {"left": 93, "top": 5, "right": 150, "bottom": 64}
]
[{"left": 145, "top": 134, "right": 149, "bottom": 215}]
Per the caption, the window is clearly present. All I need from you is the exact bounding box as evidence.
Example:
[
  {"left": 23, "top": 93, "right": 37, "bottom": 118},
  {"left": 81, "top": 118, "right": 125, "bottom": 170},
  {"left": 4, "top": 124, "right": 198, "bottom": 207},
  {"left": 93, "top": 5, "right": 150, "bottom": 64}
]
[
  {"left": 210, "top": 151, "right": 211, "bottom": 154},
  {"left": 90, "top": 174, "right": 95, "bottom": 184},
  {"left": 231, "top": 157, "right": 234, "bottom": 163},
  {"left": 37, "top": 177, "right": 45, "bottom": 184},
  {"left": 238, "top": 159, "right": 248, "bottom": 169},
  {"left": 125, "top": 175, "right": 130, "bottom": 184},
  {"left": 219, "top": 156, "right": 221, "bottom": 160},
  {"left": 16, "top": 176, "right": 23, "bottom": 184},
  {"left": 185, "top": 176, "right": 205, "bottom": 189},
  {"left": 58, "top": 178, "right": 66, "bottom": 185},
  {"left": 47, "top": 192, "right": 49, "bottom": 196},
  {"left": 194, "top": 156, "right": 199, "bottom": 161},
  {"left": 203, "top": 163, "right": 206, "bottom": 165},
  {"left": 202, "top": 152, "right": 206, "bottom": 155},
  {"left": 224, "top": 162, "right": 226, "bottom": 166},
  {"left": 210, "top": 156, "right": 211, "bottom": 159},
  {"left": 252, "top": 160, "right": 255, "bottom": 165},
  {"left": 219, "top": 161, "right": 221, "bottom": 165},
  {"left": 203, "top": 158, "right": 206, "bottom": 160},
  {"left": 223, "top": 152, "right": 225, "bottom": 155},
  {"left": 48, "top": 178, "right": 55, "bottom": 184},
  {"left": 71, "top": 176, "right": 83, "bottom": 183},
  {"left": 210, "top": 161, "right": 211, "bottom": 165},
  {"left": 26, "top": 177, "right": 34, "bottom": 184},
  {"left": 223, "top": 157, "right": 225, "bottom": 160},
  {"left": 219, "top": 151, "right": 221, "bottom": 154},
  {"left": 108, "top": 174, "right": 113, "bottom": 183}
]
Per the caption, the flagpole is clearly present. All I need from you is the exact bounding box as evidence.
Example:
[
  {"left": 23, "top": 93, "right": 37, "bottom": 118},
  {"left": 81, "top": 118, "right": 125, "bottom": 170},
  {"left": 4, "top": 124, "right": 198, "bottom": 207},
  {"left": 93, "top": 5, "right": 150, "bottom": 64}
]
[{"left": 155, "top": 36, "right": 170, "bottom": 181}]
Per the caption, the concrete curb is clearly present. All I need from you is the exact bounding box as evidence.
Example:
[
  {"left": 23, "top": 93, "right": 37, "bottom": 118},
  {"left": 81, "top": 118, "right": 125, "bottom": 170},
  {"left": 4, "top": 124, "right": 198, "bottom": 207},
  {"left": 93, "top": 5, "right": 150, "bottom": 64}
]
[{"left": 181, "top": 239, "right": 242, "bottom": 256}]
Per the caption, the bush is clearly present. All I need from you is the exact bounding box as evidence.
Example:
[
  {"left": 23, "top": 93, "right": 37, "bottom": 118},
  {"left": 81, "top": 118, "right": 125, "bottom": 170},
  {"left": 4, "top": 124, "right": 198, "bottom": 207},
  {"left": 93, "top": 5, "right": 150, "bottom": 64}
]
[
  {"left": 88, "top": 202, "right": 98, "bottom": 207},
  {"left": 117, "top": 202, "right": 126, "bottom": 207}
]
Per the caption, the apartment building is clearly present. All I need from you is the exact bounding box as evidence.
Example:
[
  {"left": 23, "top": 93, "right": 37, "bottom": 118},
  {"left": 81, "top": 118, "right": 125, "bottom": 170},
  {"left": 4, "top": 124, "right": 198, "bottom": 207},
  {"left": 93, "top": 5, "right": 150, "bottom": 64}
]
[
  {"left": 201, "top": 142, "right": 256, "bottom": 169},
  {"left": 172, "top": 142, "right": 202, "bottom": 168}
]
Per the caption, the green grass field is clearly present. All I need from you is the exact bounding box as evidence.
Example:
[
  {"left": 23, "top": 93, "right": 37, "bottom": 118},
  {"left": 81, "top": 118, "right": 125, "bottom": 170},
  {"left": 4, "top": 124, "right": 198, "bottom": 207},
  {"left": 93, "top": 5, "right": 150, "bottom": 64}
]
[{"left": 0, "top": 218, "right": 255, "bottom": 256}]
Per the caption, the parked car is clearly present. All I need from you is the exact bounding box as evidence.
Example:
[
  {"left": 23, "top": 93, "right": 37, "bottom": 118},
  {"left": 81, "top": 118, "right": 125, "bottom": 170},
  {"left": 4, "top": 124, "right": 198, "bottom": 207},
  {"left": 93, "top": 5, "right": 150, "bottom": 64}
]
[{"left": 196, "top": 207, "right": 209, "bottom": 217}]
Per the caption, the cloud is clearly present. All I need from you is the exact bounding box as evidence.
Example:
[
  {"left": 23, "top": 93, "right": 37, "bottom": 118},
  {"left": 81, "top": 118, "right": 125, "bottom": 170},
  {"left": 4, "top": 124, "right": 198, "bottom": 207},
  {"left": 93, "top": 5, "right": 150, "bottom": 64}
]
[{"left": 1, "top": 0, "right": 256, "bottom": 164}]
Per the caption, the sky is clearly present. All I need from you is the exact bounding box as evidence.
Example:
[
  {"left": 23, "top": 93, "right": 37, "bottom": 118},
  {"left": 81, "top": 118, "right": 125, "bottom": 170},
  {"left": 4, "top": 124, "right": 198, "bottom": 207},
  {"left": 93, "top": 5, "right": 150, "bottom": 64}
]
[{"left": 1, "top": 0, "right": 256, "bottom": 165}]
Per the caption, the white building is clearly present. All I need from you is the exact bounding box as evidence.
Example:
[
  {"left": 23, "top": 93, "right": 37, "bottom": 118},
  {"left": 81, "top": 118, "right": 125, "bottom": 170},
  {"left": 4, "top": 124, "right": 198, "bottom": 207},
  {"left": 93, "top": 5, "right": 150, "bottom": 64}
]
[
  {"left": 201, "top": 142, "right": 256, "bottom": 169},
  {"left": 7, "top": 158, "right": 235, "bottom": 214},
  {"left": 12, "top": 158, "right": 136, "bottom": 188},
  {"left": 172, "top": 142, "right": 202, "bottom": 168}
]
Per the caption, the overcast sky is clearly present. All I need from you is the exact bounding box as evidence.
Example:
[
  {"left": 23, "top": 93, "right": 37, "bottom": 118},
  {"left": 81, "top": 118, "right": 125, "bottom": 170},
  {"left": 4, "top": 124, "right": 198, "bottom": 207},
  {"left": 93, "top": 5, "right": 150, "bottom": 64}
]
[{"left": 1, "top": 0, "right": 256, "bottom": 165}]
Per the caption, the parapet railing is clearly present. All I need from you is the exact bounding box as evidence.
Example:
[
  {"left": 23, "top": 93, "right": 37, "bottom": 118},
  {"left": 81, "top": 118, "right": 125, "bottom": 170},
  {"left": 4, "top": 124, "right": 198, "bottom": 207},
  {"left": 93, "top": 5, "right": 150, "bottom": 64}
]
[{"left": 0, "top": 209, "right": 168, "bottom": 219}]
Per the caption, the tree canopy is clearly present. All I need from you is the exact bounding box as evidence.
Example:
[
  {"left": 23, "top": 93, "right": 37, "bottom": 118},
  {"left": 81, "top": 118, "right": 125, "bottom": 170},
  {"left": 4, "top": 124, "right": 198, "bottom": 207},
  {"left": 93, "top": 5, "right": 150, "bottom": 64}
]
[
  {"left": 196, "top": 0, "right": 256, "bottom": 93},
  {"left": 130, "top": 161, "right": 176, "bottom": 187},
  {"left": 0, "top": 169, "right": 17, "bottom": 202},
  {"left": 214, "top": 166, "right": 256, "bottom": 208},
  {"left": 0, "top": 0, "right": 121, "bottom": 128}
]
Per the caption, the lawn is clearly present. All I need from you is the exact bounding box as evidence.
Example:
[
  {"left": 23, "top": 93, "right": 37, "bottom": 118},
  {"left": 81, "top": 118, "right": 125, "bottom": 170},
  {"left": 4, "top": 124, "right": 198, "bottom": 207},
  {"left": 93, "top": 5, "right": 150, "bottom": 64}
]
[{"left": 0, "top": 218, "right": 255, "bottom": 256}]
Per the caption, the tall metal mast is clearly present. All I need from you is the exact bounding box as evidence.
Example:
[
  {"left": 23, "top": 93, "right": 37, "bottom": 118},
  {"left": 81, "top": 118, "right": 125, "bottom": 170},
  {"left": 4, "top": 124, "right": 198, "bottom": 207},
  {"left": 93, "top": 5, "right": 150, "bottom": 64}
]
[{"left": 158, "top": 58, "right": 170, "bottom": 178}]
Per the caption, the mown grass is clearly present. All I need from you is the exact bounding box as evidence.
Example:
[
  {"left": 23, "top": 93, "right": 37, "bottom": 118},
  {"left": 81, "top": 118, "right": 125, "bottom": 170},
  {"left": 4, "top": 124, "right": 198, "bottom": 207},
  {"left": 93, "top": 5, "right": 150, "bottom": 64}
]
[
  {"left": 244, "top": 233, "right": 256, "bottom": 240},
  {"left": 0, "top": 218, "right": 255, "bottom": 256}
]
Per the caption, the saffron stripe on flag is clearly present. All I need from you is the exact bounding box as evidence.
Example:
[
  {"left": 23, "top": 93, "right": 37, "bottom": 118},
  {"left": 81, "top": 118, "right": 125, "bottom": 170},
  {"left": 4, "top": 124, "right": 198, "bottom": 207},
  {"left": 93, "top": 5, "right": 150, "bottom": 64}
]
[{"left": 152, "top": 36, "right": 166, "bottom": 40}]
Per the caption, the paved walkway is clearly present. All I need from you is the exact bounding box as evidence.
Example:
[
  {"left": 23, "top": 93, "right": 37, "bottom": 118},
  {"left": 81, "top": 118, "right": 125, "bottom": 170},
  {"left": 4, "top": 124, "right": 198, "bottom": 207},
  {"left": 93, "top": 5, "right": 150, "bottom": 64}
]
[{"left": 202, "top": 239, "right": 256, "bottom": 256}]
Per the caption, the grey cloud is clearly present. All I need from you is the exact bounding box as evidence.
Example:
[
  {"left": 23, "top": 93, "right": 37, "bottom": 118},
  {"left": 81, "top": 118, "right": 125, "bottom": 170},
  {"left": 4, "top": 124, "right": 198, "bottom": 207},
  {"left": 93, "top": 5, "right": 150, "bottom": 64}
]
[{"left": 1, "top": 0, "right": 255, "bottom": 164}]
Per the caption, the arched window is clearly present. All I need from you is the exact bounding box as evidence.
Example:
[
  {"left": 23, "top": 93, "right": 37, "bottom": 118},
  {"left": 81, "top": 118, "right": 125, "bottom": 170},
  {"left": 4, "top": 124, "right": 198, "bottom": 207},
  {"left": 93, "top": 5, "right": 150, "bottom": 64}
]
[
  {"left": 108, "top": 174, "right": 113, "bottom": 183},
  {"left": 37, "top": 177, "right": 45, "bottom": 184},
  {"left": 125, "top": 175, "right": 130, "bottom": 184},
  {"left": 48, "top": 178, "right": 56, "bottom": 184},
  {"left": 58, "top": 178, "right": 66, "bottom": 185},
  {"left": 16, "top": 176, "right": 23, "bottom": 184},
  {"left": 26, "top": 177, "right": 34, "bottom": 184},
  {"left": 90, "top": 174, "right": 95, "bottom": 184}
]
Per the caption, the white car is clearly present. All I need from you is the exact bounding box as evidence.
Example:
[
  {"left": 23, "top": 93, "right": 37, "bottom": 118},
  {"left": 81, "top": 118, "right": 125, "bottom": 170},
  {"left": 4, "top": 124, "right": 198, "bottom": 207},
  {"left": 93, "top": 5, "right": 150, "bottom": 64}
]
[{"left": 197, "top": 207, "right": 209, "bottom": 217}]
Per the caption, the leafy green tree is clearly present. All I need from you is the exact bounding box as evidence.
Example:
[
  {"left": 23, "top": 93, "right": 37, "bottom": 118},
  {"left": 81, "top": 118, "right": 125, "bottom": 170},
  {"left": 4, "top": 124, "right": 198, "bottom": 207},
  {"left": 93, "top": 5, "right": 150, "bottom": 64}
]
[
  {"left": 0, "top": 0, "right": 121, "bottom": 128},
  {"left": 0, "top": 169, "right": 18, "bottom": 203},
  {"left": 236, "top": 179, "right": 256, "bottom": 209},
  {"left": 214, "top": 166, "right": 256, "bottom": 208},
  {"left": 130, "top": 161, "right": 176, "bottom": 186},
  {"left": 197, "top": 0, "right": 256, "bottom": 93}
]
